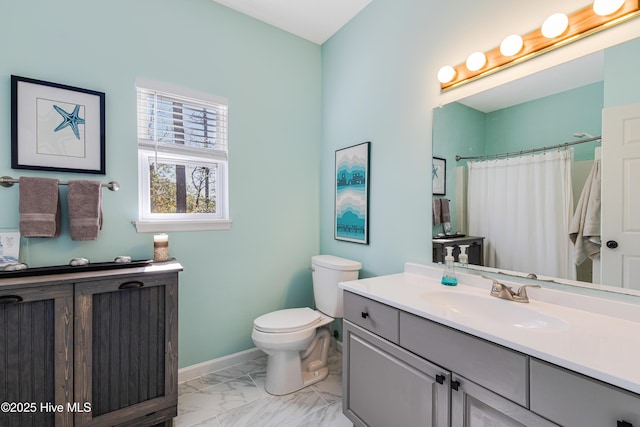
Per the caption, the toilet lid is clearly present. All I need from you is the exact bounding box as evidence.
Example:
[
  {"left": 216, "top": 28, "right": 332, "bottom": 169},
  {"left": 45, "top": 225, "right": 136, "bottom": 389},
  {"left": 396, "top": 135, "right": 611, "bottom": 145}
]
[{"left": 254, "top": 308, "right": 321, "bottom": 333}]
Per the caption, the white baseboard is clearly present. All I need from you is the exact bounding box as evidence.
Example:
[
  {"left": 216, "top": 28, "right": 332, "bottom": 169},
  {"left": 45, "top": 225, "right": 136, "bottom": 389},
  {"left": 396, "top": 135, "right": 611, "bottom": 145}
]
[
  {"left": 178, "top": 347, "right": 265, "bottom": 383},
  {"left": 178, "top": 339, "right": 343, "bottom": 384}
]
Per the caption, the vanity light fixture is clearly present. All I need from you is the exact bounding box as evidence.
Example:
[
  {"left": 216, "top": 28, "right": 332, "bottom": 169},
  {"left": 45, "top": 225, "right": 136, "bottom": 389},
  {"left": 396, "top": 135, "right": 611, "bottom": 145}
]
[
  {"left": 437, "top": 65, "right": 457, "bottom": 84},
  {"left": 500, "top": 34, "right": 524, "bottom": 57},
  {"left": 466, "top": 51, "right": 487, "bottom": 72},
  {"left": 439, "top": 0, "right": 640, "bottom": 91},
  {"left": 594, "top": 0, "right": 626, "bottom": 15},
  {"left": 541, "top": 13, "right": 569, "bottom": 38}
]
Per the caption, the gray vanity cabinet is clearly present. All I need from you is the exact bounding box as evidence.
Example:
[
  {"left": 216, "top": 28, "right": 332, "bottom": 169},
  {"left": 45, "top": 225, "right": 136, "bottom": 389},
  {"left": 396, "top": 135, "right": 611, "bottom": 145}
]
[
  {"left": 343, "top": 292, "right": 557, "bottom": 427},
  {"left": 530, "top": 359, "right": 640, "bottom": 427},
  {"left": 451, "top": 375, "right": 557, "bottom": 427},
  {"left": 343, "top": 321, "right": 451, "bottom": 427}
]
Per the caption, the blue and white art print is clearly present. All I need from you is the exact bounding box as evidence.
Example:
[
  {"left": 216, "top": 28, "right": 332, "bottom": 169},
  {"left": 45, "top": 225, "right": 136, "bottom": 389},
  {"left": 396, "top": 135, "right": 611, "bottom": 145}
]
[
  {"left": 11, "top": 76, "right": 106, "bottom": 174},
  {"left": 335, "top": 142, "right": 370, "bottom": 244},
  {"left": 0, "top": 231, "right": 20, "bottom": 268}
]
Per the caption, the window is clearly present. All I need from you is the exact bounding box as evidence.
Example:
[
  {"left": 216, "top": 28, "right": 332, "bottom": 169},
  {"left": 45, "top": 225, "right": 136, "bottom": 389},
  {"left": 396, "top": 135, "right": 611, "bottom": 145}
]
[{"left": 134, "top": 79, "right": 231, "bottom": 232}]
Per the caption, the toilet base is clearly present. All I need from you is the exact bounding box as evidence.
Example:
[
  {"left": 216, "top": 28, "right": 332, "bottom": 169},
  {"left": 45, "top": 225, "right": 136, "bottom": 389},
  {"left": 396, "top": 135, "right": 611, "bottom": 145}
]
[{"left": 264, "top": 328, "right": 331, "bottom": 396}]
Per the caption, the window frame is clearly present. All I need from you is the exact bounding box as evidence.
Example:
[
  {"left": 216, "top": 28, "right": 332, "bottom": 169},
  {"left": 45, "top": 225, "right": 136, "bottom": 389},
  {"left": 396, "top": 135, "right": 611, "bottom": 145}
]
[{"left": 133, "top": 79, "right": 231, "bottom": 233}]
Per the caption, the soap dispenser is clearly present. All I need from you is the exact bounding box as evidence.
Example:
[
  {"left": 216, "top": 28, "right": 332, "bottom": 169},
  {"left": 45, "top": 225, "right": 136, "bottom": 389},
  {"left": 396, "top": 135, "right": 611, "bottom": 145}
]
[
  {"left": 459, "top": 245, "right": 469, "bottom": 267},
  {"left": 441, "top": 246, "right": 458, "bottom": 286}
]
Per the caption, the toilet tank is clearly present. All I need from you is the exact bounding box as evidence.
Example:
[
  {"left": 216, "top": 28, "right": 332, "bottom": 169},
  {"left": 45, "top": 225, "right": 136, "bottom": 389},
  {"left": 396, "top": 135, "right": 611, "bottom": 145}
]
[{"left": 311, "top": 255, "right": 362, "bottom": 317}]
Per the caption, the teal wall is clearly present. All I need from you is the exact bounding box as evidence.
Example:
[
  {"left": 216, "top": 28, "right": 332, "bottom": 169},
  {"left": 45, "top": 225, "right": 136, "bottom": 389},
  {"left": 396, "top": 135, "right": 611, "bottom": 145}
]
[
  {"left": 0, "top": 0, "right": 321, "bottom": 368},
  {"left": 485, "top": 82, "right": 603, "bottom": 161},
  {"left": 432, "top": 102, "right": 485, "bottom": 235},
  {"left": 319, "top": 0, "right": 593, "bottom": 277},
  {"left": 320, "top": 0, "right": 435, "bottom": 276},
  {"left": 604, "top": 37, "right": 640, "bottom": 108}
]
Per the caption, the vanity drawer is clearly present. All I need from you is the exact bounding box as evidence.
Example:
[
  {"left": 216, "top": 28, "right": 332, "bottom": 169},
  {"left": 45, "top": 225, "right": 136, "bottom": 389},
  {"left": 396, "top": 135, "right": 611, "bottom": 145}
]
[
  {"left": 399, "top": 311, "right": 528, "bottom": 407},
  {"left": 344, "top": 292, "right": 399, "bottom": 343},
  {"left": 530, "top": 359, "right": 640, "bottom": 427}
]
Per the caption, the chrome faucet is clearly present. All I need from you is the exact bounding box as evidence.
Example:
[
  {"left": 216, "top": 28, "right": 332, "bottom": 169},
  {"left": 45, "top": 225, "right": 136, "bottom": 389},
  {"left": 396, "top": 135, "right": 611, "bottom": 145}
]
[{"left": 482, "top": 276, "right": 540, "bottom": 303}]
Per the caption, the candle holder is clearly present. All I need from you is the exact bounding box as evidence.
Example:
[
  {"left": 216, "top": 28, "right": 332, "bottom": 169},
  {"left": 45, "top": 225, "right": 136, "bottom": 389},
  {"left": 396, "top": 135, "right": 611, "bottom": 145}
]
[{"left": 153, "top": 234, "right": 169, "bottom": 262}]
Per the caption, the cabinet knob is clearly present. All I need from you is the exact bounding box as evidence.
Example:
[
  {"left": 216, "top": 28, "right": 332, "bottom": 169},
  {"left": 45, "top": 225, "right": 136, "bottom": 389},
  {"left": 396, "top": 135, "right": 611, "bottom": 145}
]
[
  {"left": 435, "top": 374, "right": 445, "bottom": 385},
  {"left": 451, "top": 379, "right": 460, "bottom": 391},
  {"left": 607, "top": 240, "right": 619, "bottom": 249},
  {"left": 361, "top": 312, "right": 369, "bottom": 319}
]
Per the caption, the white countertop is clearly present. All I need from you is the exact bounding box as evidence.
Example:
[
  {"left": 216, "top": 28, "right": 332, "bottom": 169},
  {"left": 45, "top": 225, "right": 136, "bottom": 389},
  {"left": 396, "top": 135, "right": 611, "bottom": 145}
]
[{"left": 339, "top": 263, "right": 640, "bottom": 395}]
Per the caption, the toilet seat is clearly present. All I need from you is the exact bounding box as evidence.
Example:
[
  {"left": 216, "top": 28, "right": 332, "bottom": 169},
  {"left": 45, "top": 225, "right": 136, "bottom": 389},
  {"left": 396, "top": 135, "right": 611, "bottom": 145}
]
[{"left": 254, "top": 307, "right": 321, "bottom": 333}]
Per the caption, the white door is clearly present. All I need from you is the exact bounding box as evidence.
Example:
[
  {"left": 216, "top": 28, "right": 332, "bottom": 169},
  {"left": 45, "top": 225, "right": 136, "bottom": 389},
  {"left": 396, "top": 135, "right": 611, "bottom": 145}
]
[{"left": 601, "top": 103, "right": 640, "bottom": 289}]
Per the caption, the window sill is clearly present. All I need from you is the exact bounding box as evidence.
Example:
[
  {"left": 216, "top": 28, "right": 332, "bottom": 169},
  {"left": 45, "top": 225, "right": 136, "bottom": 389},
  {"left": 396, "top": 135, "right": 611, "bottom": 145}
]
[{"left": 133, "top": 219, "right": 232, "bottom": 233}]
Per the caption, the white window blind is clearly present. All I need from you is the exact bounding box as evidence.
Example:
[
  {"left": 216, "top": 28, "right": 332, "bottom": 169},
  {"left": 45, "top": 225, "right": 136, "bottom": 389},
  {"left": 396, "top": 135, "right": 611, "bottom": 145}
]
[{"left": 137, "top": 87, "right": 228, "bottom": 156}]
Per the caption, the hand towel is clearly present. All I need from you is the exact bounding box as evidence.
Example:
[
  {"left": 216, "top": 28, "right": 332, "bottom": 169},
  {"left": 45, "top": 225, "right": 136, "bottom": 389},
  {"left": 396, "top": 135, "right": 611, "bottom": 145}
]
[
  {"left": 441, "top": 198, "right": 451, "bottom": 223},
  {"left": 68, "top": 180, "right": 103, "bottom": 241},
  {"left": 569, "top": 159, "right": 601, "bottom": 265},
  {"left": 433, "top": 198, "right": 442, "bottom": 225},
  {"left": 19, "top": 177, "right": 61, "bottom": 237}
]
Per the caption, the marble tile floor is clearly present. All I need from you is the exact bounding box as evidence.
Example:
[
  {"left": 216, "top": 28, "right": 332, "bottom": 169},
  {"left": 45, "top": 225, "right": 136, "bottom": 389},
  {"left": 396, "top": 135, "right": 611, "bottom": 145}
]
[{"left": 174, "top": 347, "right": 353, "bottom": 427}]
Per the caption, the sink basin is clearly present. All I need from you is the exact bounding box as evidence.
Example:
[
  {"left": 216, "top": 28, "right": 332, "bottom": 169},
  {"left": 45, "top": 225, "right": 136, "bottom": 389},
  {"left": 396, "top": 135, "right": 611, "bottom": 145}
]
[{"left": 422, "top": 291, "right": 569, "bottom": 331}]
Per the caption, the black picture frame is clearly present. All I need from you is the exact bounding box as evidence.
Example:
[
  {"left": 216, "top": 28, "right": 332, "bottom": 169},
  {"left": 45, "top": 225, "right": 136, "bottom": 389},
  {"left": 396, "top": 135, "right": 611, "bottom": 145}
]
[
  {"left": 11, "top": 75, "right": 106, "bottom": 174},
  {"left": 432, "top": 157, "right": 446, "bottom": 195}
]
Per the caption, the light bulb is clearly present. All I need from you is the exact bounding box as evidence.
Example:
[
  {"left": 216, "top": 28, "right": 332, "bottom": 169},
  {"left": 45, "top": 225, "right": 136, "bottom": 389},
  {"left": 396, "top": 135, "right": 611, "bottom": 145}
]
[
  {"left": 542, "top": 13, "right": 569, "bottom": 38},
  {"left": 437, "top": 66, "right": 456, "bottom": 83},
  {"left": 593, "top": 0, "right": 626, "bottom": 16},
  {"left": 466, "top": 52, "right": 487, "bottom": 72},
  {"left": 500, "top": 34, "right": 524, "bottom": 57}
]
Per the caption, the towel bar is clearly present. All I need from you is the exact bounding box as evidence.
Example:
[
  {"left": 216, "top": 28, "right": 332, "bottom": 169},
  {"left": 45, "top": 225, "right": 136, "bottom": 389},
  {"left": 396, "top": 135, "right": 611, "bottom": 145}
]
[{"left": 0, "top": 176, "right": 120, "bottom": 191}]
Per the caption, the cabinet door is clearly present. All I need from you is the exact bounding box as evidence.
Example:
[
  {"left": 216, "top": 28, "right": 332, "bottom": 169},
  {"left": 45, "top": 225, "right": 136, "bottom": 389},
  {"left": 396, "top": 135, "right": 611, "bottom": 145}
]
[
  {"left": 530, "top": 359, "right": 640, "bottom": 427},
  {"left": 451, "top": 375, "right": 558, "bottom": 427},
  {"left": 74, "top": 273, "right": 178, "bottom": 427},
  {"left": 0, "top": 284, "right": 73, "bottom": 427},
  {"left": 343, "top": 321, "right": 450, "bottom": 427},
  {"left": 467, "top": 240, "right": 483, "bottom": 266}
]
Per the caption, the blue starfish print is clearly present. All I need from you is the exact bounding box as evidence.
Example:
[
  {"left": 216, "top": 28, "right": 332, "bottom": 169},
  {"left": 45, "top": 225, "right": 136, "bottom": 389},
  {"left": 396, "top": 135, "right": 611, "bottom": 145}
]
[
  {"left": 53, "top": 104, "right": 85, "bottom": 140},
  {"left": 433, "top": 164, "right": 439, "bottom": 179}
]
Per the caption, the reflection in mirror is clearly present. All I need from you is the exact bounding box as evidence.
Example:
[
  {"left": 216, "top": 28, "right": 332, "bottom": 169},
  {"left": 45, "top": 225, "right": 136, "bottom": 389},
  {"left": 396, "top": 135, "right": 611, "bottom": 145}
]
[{"left": 432, "top": 36, "right": 640, "bottom": 295}]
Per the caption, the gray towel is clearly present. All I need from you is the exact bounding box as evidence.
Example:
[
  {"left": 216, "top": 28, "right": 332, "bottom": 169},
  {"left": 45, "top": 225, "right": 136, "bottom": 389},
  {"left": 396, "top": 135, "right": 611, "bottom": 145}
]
[
  {"left": 68, "top": 180, "right": 103, "bottom": 241},
  {"left": 19, "top": 177, "right": 61, "bottom": 237},
  {"left": 433, "top": 198, "right": 442, "bottom": 225},
  {"left": 441, "top": 198, "right": 451, "bottom": 223}
]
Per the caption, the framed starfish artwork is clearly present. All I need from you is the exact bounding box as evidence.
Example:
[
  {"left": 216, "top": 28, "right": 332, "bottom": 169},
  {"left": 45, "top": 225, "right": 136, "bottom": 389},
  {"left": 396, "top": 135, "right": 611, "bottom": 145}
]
[
  {"left": 11, "top": 75, "right": 106, "bottom": 174},
  {"left": 432, "top": 157, "right": 446, "bottom": 195}
]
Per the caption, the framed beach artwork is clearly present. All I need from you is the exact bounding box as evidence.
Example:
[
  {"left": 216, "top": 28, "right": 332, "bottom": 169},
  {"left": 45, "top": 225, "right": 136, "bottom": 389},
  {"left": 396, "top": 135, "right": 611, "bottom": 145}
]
[
  {"left": 11, "top": 75, "right": 106, "bottom": 174},
  {"left": 432, "top": 157, "right": 446, "bottom": 195},
  {"left": 0, "top": 230, "right": 20, "bottom": 268},
  {"left": 335, "top": 142, "right": 370, "bottom": 245}
]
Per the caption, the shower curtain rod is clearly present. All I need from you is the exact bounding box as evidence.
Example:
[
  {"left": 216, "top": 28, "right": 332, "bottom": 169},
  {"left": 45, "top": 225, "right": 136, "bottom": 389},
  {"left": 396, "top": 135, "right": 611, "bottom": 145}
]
[{"left": 455, "top": 135, "right": 601, "bottom": 162}]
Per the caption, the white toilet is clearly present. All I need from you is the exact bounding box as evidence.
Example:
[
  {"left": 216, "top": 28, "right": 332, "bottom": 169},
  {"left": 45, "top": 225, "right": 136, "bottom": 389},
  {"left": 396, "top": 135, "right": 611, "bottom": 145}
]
[{"left": 252, "top": 255, "right": 362, "bottom": 395}]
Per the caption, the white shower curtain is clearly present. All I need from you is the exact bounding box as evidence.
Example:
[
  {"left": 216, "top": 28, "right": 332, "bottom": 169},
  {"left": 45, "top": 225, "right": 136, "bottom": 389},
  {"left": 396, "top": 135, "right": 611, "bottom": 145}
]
[{"left": 467, "top": 149, "right": 576, "bottom": 280}]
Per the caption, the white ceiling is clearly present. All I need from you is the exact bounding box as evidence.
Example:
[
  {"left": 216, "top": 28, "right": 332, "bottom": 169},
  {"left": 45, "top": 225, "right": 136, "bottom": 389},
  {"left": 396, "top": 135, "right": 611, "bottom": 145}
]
[{"left": 211, "top": 0, "right": 373, "bottom": 45}]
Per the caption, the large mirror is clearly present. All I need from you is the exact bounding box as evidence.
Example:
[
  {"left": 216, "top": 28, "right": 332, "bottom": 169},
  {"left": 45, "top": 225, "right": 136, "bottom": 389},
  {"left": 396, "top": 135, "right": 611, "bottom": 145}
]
[{"left": 432, "top": 35, "right": 640, "bottom": 295}]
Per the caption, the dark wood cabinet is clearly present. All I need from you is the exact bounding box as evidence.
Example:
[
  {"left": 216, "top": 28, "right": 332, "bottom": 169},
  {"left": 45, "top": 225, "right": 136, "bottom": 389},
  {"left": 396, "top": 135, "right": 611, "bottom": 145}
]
[
  {"left": 0, "top": 283, "right": 73, "bottom": 427},
  {"left": 74, "top": 273, "right": 178, "bottom": 427},
  {"left": 0, "top": 262, "right": 181, "bottom": 427},
  {"left": 433, "top": 236, "right": 484, "bottom": 266}
]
